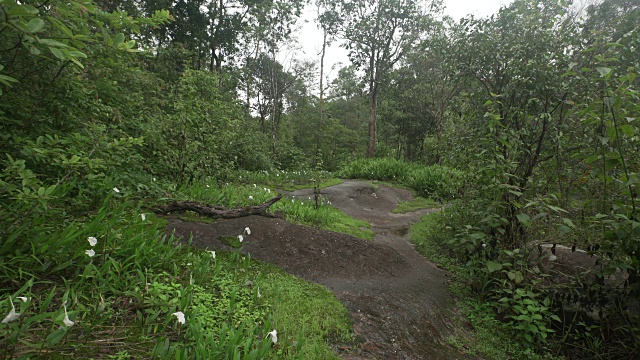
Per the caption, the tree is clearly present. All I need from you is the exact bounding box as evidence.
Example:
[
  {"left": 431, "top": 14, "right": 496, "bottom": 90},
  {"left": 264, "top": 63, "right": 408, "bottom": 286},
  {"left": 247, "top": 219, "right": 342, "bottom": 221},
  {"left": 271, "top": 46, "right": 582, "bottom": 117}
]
[{"left": 318, "top": 0, "right": 439, "bottom": 157}]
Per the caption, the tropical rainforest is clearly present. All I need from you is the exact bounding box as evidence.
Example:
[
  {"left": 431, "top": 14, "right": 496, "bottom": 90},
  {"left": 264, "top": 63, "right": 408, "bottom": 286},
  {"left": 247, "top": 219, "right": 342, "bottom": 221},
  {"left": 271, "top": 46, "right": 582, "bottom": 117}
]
[{"left": 0, "top": 0, "right": 639, "bottom": 358}]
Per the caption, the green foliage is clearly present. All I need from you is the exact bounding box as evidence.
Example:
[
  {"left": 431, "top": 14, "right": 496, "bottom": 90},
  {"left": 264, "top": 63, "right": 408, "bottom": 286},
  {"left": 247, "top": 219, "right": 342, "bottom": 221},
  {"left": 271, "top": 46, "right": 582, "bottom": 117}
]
[
  {"left": 174, "top": 181, "right": 375, "bottom": 241},
  {"left": 338, "top": 157, "right": 465, "bottom": 200},
  {"left": 392, "top": 197, "right": 438, "bottom": 213}
]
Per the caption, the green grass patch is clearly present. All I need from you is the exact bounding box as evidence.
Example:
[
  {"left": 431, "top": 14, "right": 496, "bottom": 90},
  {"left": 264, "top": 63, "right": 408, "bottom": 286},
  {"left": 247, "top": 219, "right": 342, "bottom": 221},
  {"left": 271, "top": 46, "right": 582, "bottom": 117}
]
[
  {"left": 392, "top": 197, "right": 439, "bottom": 213},
  {"left": 179, "top": 210, "right": 215, "bottom": 224},
  {"left": 176, "top": 182, "right": 374, "bottom": 240},
  {"left": 259, "top": 262, "right": 353, "bottom": 359},
  {"left": 220, "top": 235, "right": 243, "bottom": 248},
  {"left": 338, "top": 158, "right": 464, "bottom": 201}
]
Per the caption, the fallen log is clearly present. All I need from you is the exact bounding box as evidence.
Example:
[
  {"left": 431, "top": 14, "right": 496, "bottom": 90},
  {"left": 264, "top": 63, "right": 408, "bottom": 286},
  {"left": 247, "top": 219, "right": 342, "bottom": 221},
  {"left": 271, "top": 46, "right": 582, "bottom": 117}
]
[{"left": 155, "top": 194, "right": 283, "bottom": 219}]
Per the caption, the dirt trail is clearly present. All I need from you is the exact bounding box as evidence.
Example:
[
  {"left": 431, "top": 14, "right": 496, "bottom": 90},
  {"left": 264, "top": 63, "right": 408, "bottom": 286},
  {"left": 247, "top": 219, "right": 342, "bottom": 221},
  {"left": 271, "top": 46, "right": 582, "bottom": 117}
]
[{"left": 166, "top": 180, "right": 474, "bottom": 359}]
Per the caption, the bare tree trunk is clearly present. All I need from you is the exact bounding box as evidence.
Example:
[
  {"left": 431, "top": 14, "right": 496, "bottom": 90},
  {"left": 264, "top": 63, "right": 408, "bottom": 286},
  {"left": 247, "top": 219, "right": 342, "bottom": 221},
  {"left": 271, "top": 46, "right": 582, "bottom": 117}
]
[
  {"left": 367, "top": 53, "right": 377, "bottom": 158},
  {"left": 317, "top": 29, "right": 327, "bottom": 166}
]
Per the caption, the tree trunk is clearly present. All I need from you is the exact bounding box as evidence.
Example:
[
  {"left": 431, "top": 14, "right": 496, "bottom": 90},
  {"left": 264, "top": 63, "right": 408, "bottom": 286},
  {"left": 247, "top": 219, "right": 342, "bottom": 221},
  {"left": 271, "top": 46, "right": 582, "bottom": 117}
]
[
  {"left": 155, "top": 194, "right": 283, "bottom": 219},
  {"left": 317, "top": 29, "right": 327, "bottom": 166},
  {"left": 367, "top": 53, "right": 378, "bottom": 158}
]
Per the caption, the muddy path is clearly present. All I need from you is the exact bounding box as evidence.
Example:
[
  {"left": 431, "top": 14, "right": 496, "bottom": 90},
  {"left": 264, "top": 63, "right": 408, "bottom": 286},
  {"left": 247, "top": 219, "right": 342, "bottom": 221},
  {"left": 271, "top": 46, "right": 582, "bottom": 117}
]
[{"left": 166, "top": 180, "right": 474, "bottom": 359}]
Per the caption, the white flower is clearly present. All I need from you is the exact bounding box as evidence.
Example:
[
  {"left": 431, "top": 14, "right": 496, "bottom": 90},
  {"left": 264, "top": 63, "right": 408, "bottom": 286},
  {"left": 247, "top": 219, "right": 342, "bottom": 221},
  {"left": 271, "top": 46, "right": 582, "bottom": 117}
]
[
  {"left": 172, "top": 311, "right": 185, "bottom": 324},
  {"left": 267, "top": 329, "right": 278, "bottom": 343},
  {"left": 207, "top": 250, "right": 216, "bottom": 259},
  {"left": 245, "top": 227, "right": 251, "bottom": 235},
  {"left": 153, "top": 177, "right": 156, "bottom": 182},
  {"left": 88, "top": 236, "right": 97, "bottom": 247},
  {"left": 206, "top": 184, "right": 210, "bottom": 188},
  {"left": 16, "top": 297, "right": 30, "bottom": 302},
  {"left": 85, "top": 249, "right": 95, "bottom": 257},
  {"left": 267, "top": 189, "right": 271, "bottom": 193},
  {"left": 99, "top": 294, "right": 106, "bottom": 311},
  {"left": 238, "top": 235, "right": 244, "bottom": 243},
  {"left": 482, "top": 243, "right": 487, "bottom": 248},
  {"left": 257, "top": 288, "right": 261, "bottom": 298},
  {"left": 140, "top": 213, "right": 146, "bottom": 221},
  {"left": 63, "top": 304, "right": 74, "bottom": 327},
  {"left": 1, "top": 297, "right": 20, "bottom": 324},
  {"left": 190, "top": 274, "right": 194, "bottom": 285},
  {"left": 249, "top": 195, "right": 254, "bottom": 200},
  {"left": 253, "top": 184, "right": 257, "bottom": 187},
  {"left": 113, "top": 187, "right": 120, "bottom": 193}
]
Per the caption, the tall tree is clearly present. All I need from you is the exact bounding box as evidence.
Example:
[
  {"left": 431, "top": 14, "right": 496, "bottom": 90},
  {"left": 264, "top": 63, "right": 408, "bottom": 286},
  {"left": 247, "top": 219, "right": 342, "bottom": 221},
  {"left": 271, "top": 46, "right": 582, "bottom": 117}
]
[{"left": 318, "top": 0, "right": 440, "bottom": 157}]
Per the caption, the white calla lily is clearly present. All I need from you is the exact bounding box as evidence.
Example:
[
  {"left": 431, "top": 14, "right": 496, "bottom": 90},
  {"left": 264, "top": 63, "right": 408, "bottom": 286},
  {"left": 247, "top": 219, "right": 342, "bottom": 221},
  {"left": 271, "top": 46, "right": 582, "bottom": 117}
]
[{"left": 172, "top": 311, "right": 186, "bottom": 324}]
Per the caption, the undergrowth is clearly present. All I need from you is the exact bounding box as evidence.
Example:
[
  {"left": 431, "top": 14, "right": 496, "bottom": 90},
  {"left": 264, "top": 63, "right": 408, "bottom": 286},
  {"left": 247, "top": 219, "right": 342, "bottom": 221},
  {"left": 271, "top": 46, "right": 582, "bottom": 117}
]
[
  {"left": 0, "top": 186, "right": 353, "bottom": 359},
  {"left": 408, "top": 211, "right": 560, "bottom": 360},
  {"left": 337, "top": 158, "right": 464, "bottom": 201}
]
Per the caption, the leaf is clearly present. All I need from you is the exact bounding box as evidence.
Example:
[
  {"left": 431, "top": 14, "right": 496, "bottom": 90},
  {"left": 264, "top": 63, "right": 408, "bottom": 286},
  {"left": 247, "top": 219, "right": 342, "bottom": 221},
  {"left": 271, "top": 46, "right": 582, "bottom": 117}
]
[
  {"left": 516, "top": 213, "right": 531, "bottom": 227},
  {"left": 24, "top": 18, "right": 45, "bottom": 33},
  {"left": 39, "top": 38, "right": 68, "bottom": 48},
  {"left": 486, "top": 261, "right": 503, "bottom": 273},
  {"left": 45, "top": 328, "right": 67, "bottom": 346},
  {"left": 596, "top": 67, "right": 612, "bottom": 78},
  {"left": 49, "top": 47, "right": 65, "bottom": 60},
  {"left": 113, "top": 33, "right": 125, "bottom": 47}
]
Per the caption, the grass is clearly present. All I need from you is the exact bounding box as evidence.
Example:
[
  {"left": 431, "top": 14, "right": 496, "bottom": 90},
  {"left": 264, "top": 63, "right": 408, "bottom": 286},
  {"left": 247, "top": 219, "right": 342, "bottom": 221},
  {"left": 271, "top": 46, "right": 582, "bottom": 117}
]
[
  {"left": 392, "top": 196, "right": 439, "bottom": 213},
  {"left": 175, "top": 181, "right": 374, "bottom": 241},
  {"left": 0, "top": 184, "right": 355, "bottom": 359},
  {"left": 338, "top": 157, "right": 465, "bottom": 200}
]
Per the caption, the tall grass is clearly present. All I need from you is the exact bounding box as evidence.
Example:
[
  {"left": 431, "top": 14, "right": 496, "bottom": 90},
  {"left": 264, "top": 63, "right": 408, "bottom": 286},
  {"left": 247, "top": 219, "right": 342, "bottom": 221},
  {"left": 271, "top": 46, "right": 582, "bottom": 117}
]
[{"left": 337, "top": 158, "right": 465, "bottom": 201}]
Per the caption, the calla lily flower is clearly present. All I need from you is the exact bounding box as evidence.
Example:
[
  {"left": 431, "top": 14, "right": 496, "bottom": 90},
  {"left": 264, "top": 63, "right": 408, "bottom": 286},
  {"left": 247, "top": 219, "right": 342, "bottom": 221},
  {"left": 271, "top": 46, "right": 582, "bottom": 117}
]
[
  {"left": 238, "top": 235, "right": 244, "bottom": 243},
  {"left": 1, "top": 297, "right": 20, "bottom": 323},
  {"left": 113, "top": 187, "right": 120, "bottom": 193},
  {"left": 172, "top": 311, "right": 185, "bottom": 324},
  {"left": 16, "top": 297, "right": 30, "bottom": 302},
  {"left": 85, "top": 249, "right": 95, "bottom": 257},
  {"left": 88, "top": 236, "right": 97, "bottom": 247},
  {"left": 63, "top": 304, "right": 74, "bottom": 327},
  {"left": 249, "top": 196, "right": 254, "bottom": 200},
  {"left": 140, "top": 213, "right": 146, "bottom": 221},
  {"left": 207, "top": 250, "right": 216, "bottom": 259},
  {"left": 267, "top": 329, "right": 278, "bottom": 343},
  {"left": 245, "top": 227, "right": 251, "bottom": 235}
]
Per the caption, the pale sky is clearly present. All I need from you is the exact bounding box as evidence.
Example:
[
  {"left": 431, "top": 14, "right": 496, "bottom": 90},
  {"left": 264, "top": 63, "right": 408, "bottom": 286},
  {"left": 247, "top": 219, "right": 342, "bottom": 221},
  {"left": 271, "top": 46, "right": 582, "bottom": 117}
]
[{"left": 284, "top": 0, "right": 511, "bottom": 84}]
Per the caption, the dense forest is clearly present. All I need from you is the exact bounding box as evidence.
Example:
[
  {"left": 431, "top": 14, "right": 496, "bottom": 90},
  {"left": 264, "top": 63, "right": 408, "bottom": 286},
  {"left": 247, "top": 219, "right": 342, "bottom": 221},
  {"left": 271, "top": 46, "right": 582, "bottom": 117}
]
[{"left": 1, "top": 0, "right": 639, "bottom": 358}]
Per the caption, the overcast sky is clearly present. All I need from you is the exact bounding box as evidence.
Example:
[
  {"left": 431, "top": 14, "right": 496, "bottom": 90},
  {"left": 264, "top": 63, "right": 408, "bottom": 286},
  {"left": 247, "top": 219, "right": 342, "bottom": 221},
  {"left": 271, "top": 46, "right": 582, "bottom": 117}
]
[{"left": 284, "top": 0, "right": 511, "bottom": 83}]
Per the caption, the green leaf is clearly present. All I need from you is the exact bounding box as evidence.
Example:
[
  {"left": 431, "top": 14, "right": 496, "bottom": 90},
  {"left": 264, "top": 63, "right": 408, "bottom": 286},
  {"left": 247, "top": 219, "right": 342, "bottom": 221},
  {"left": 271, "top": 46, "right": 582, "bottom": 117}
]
[
  {"left": 596, "top": 67, "right": 612, "bottom": 78},
  {"left": 24, "top": 18, "right": 45, "bottom": 33},
  {"left": 113, "top": 33, "right": 125, "bottom": 47},
  {"left": 486, "top": 261, "right": 503, "bottom": 273},
  {"left": 38, "top": 38, "right": 68, "bottom": 48},
  {"left": 45, "top": 328, "right": 67, "bottom": 346},
  {"left": 516, "top": 213, "right": 531, "bottom": 227},
  {"left": 49, "top": 47, "right": 65, "bottom": 60}
]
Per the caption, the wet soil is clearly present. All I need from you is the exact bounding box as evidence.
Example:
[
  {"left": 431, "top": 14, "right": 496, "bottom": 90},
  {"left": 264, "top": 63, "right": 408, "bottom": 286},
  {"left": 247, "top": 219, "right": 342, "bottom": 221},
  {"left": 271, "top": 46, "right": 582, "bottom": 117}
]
[{"left": 165, "top": 180, "right": 475, "bottom": 359}]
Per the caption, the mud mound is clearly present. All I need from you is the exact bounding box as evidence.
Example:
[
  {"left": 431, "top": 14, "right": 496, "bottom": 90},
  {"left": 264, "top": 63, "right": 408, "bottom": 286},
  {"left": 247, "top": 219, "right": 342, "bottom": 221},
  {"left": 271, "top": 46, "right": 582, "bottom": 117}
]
[
  {"left": 165, "top": 180, "right": 474, "bottom": 360},
  {"left": 166, "top": 215, "right": 407, "bottom": 284}
]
